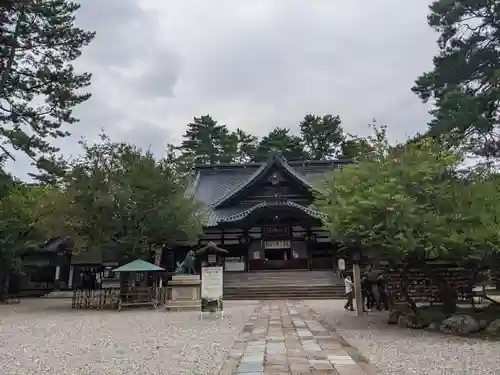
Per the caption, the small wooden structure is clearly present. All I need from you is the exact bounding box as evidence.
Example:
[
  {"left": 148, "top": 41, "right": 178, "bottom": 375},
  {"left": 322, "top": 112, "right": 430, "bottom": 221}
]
[{"left": 113, "top": 259, "right": 166, "bottom": 311}]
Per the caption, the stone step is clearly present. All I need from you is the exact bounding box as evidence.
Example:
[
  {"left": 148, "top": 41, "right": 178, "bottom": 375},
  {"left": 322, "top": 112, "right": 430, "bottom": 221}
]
[
  {"left": 225, "top": 272, "right": 335, "bottom": 277},
  {"left": 224, "top": 293, "right": 344, "bottom": 300},
  {"left": 223, "top": 286, "right": 345, "bottom": 300},
  {"left": 224, "top": 294, "right": 345, "bottom": 301},
  {"left": 224, "top": 280, "right": 344, "bottom": 288},
  {"left": 223, "top": 287, "right": 344, "bottom": 293},
  {"left": 222, "top": 270, "right": 345, "bottom": 300},
  {"left": 224, "top": 285, "right": 344, "bottom": 291},
  {"left": 224, "top": 295, "right": 345, "bottom": 300},
  {"left": 225, "top": 277, "right": 341, "bottom": 283}
]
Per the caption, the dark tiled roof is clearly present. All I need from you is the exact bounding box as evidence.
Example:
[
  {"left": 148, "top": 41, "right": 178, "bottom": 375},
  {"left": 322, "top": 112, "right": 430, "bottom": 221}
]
[
  {"left": 71, "top": 248, "right": 122, "bottom": 265},
  {"left": 25, "top": 236, "right": 73, "bottom": 254},
  {"left": 189, "top": 153, "right": 349, "bottom": 227},
  {"left": 212, "top": 153, "right": 322, "bottom": 208}
]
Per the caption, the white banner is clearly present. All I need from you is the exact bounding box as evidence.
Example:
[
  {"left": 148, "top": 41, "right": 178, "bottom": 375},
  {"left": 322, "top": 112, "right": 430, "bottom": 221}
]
[{"left": 201, "top": 266, "right": 223, "bottom": 301}]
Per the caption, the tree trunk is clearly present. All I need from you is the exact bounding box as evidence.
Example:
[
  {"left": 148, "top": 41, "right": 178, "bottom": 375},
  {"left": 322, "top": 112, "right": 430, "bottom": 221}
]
[
  {"left": 389, "top": 260, "right": 417, "bottom": 312},
  {"left": 400, "top": 264, "right": 418, "bottom": 313},
  {"left": 421, "top": 264, "right": 457, "bottom": 314},
  {"left": 0, "top": 270, "right": 9, "bottom": 301}
]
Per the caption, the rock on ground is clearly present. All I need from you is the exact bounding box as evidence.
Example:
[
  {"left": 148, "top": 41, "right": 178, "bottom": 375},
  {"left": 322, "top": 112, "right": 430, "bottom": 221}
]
[
  {"left": 0, "top": 299, "right": 258, "bottom": 375},
  {"left": 304, "top": 299, "right": 500, "bottom": 375}
]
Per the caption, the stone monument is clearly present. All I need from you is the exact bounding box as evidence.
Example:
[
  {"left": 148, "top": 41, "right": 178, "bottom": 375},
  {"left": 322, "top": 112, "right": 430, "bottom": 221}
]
[
  {"left": 166, "top": 275, "right": 201, "bottom": 311},
  {"left": 166, "top": 251, "right": 201, "bottom": 311}
]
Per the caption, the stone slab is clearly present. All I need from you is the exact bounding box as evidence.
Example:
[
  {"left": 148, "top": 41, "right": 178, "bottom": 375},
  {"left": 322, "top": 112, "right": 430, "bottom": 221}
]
[{"left": 218, "top": 301, "right": 368, "bottom": 375}]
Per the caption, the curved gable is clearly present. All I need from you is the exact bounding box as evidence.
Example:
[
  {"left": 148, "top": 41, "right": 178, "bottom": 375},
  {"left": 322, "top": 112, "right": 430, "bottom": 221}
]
[{"left": 213, "top": 152, "right": 320, "bottom": 208}]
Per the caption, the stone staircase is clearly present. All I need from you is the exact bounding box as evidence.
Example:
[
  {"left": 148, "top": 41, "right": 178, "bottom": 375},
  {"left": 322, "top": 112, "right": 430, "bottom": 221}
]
[{"left": 223, "top": 270, "right": 345, "bottom": 300}]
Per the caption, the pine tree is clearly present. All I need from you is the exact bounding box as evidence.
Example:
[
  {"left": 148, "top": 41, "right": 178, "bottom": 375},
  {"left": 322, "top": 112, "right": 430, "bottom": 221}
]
[
  {"left": 0, "top": 0, "right": 95, "bottom": 176},
  {"left": 412, "top": 0, "right": 500, "bottom": 157}
]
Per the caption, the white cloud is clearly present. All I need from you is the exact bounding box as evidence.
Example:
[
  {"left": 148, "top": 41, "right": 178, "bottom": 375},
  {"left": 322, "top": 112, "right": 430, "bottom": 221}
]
[{"left": 6, "top": 0, "right": 438, "bottom": 177}]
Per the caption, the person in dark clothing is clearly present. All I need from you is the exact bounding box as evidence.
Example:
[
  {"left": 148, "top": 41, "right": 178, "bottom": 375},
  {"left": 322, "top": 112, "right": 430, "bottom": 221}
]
[
  {"left": 376, "top": 273, "right": 389, "bottom": 311},
  {"left": 361, "top": 276, "right": 372, "bottom": 312}
]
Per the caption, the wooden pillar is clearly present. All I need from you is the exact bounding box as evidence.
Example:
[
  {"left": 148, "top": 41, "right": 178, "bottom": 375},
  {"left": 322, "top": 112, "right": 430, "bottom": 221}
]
[
  {"left": 54, "top": 265, "right": 61, "bottom": 290},
  {"left": 353, "top": 263, "right": 364, "bottom": 316},
  {"left": 68, "top": 266, "right": 74, "bottom": 289}
]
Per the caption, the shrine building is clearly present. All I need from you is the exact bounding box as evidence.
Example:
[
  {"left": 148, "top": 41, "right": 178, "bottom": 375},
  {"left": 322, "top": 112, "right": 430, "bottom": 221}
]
[{"left": 170, "top": 152, "right": 351, "bottom": 273}]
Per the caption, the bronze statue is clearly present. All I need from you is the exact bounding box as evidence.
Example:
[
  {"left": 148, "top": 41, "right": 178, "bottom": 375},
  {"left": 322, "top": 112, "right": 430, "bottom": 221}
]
[
  {"left": 174, "top": 250, "right": 196, "bottom": 275},
  {"left": 173, "top": 243, "right": 229, "bottom": 275}
]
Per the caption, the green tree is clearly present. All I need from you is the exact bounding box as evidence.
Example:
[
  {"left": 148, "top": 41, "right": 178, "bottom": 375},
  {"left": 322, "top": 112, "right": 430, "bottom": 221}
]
[
  {"left": 178, "top": 115, "right": 237, "bottom": 165},
  {"left": 0, "top": 0, "right": 95, "bottom": 177},
  {"left": 218, "top": 130, "right": 238, "bottom": 164},
  {"left": 0, "top": 183, "right": 53, "bottom": 299},
  {"left": 61, "top": 135, "right": 202, "bottom": 260},
  {"left": 234, "top": 128, "right": 258, "bottom": 163},
  {"left": 340, "top": 137, "right": 374, "bottom": 159},
  {"left": 252, "top": 127, "right": 309, "bottom": 162},
  {"left": 317, "top": 129, "right": 500, "bottom": 312},
  {"left": 299, "top": 114, "right": 344, "bottom": 160},
  {"left": 0, "top": 154, "right": 14, "bottom": 198},
  {"left": 412, "top": 0, "right": 500, "bottom": 157}
]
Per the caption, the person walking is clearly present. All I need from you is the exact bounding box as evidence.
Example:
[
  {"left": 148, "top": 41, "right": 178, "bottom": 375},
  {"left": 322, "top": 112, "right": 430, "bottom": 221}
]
[
  {"left": 344, "top": 274, "right": 354, "bottom": 311},
  {"left": 377, "top": 273, "right": 389, "bottom": 311}
]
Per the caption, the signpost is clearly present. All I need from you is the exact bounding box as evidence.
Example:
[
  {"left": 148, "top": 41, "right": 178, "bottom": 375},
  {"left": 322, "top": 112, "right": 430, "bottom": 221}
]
[{"left": 201, "top": 266, "right": 224, "bottom": 316}]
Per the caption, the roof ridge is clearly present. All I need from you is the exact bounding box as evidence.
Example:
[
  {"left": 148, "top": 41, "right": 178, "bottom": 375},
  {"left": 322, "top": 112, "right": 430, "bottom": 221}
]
[{"left": 212, "top": 153, "right": 321, "bottom": 208}]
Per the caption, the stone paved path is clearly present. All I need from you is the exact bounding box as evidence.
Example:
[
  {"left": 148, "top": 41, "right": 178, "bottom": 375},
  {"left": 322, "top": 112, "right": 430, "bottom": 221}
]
[{"left": 218, "top": 301, "right": 368, "bottom": 375}]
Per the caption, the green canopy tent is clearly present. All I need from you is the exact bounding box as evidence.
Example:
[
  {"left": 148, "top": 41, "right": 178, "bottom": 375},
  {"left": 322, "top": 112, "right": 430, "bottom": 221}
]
[
  {"left": 113, "top": 259, "right": 165, "bottom": 273},
  {"left": 112, "top": 259, "right": 166, "bottom": 310}
]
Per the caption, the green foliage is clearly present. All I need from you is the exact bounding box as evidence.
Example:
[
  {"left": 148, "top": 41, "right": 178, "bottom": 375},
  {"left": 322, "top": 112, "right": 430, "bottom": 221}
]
[
  {"left": 299, "top": 114, "right": 344, "bottom": 160},
  {"left": 252, "top": 127, "right": 309, "bottom": 162},
  {"left": 0, "top": 154, "right": 14, "bottom": 198},
  {"left": 59, "top": 134, "right": 202, "bottom": 259},
  {"left": 234, "top": 128, "right": 258, "bottom": 163},
  {"left": 0, "top": 184, "right": 53, "bottom": 274},
  {"left": 317, "top": 126, "right": 500, "bottom": 263},
  {"left": 340, "top": 137, "right": 374, "bottom": 160},
  {"left": 179, "top": 115, "right": 230, "bottom": 164},
  {"left": 177, "top": 113, "right": 348, "bottom": 165},
  {"left": 412, "top": 0, "right": 500, "bottom": 156},
  {"left": 0, "top": 0, "right": 94, "bottom": 177}
]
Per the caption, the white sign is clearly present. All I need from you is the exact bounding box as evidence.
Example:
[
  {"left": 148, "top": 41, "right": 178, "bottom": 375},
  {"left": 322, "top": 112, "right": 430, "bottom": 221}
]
[
  {"left": 154, "top": 250, "right": 162, "bottom": 265},
  {"left": 201, "top": 266, "right": 223, "bottom": 301},
  {"left": 208, "top": 254, "right": 217, "bottom": 264},
  {"left": 225, "top": 261, "right": 245, "bottom": 272},
  {"left": 264, "top": 240, "right": 291, "bottom": 249},
  {"left": 225, "top": 257, "right": 245, "bottom": 271},
  {"left": 337, "top": 258, "right": 346, "bottom": 271}
]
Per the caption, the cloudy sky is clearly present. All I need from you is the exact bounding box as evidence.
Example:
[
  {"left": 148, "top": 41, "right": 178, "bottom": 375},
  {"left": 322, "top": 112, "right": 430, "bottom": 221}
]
[{"left": 9, "top": 0, "right": 438, "bottom": 177}]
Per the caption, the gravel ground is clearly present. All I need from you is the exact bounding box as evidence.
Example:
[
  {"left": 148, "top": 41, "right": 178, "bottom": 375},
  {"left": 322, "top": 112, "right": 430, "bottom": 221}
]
[
  {"left": 0, "top": 299, "right": 258, "bottom": 375},
  {"left": 305, "top": 300, "right": 500, "bottom": 375}
]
